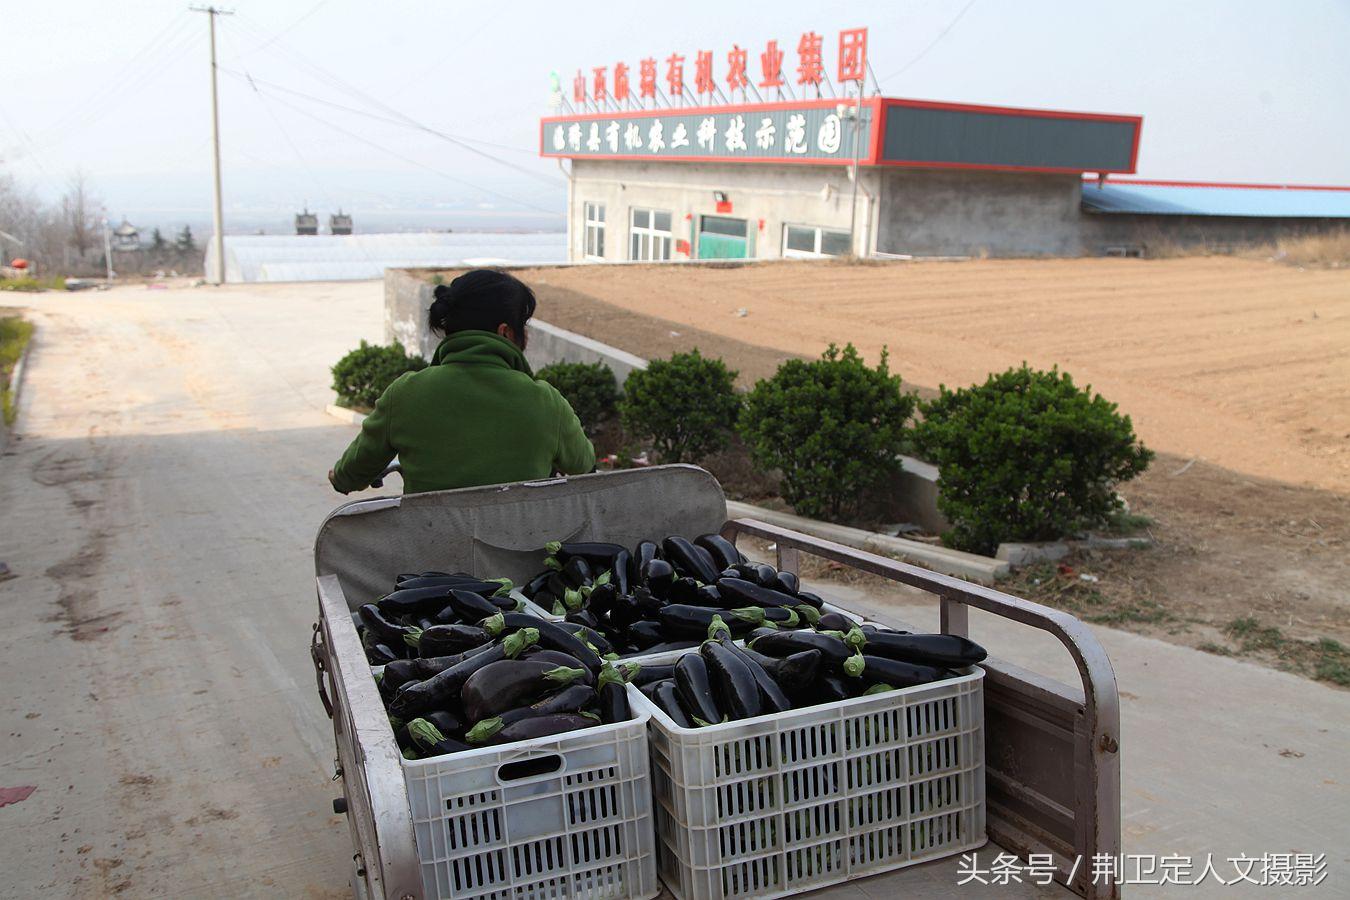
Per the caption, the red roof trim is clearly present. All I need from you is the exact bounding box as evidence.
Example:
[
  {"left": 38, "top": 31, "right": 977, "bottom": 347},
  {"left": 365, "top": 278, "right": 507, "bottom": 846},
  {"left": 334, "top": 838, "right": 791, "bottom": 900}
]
[{"left": 1089, "top": 177, "right": 1350, "bottom": 193}]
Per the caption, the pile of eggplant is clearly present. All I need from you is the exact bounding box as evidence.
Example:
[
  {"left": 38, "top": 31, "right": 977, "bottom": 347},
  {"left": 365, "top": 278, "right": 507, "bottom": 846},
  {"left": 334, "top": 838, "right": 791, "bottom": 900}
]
[
  {"left": 523, "top": 534, "right": 830, "bottom": 657},
  {"left": 353, "top": 572, "right": 634, "bottom": 760},
  {"left": 637, "top": 616, "right": 988, "bottom": 728}
]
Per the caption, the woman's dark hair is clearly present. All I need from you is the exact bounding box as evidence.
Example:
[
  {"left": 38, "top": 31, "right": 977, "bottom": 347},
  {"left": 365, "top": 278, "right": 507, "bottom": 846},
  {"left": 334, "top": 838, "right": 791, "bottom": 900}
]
[{"left": 428, "top": 269, "right": 536, "bottom": 345}]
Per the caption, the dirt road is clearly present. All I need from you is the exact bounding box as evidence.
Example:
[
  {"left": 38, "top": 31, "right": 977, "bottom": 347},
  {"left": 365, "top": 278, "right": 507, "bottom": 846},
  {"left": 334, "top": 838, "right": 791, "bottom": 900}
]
[
  {"left": 0, "top": 282, "right": 378, "bottom": 897},
  {"left": 520, "top": 257, "right": 1350, "bottom": 494}
]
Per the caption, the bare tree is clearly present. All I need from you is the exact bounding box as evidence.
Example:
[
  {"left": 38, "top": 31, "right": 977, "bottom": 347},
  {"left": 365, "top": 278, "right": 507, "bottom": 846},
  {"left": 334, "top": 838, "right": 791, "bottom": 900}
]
[{"left": 61, "top": 171, "right": 101, "bottom": 260}]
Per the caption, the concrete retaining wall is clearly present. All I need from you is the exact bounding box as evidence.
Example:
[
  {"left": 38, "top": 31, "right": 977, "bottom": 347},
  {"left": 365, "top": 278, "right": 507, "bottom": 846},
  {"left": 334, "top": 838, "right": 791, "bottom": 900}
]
[{"left": 384, "top": 268, "right": 439, "bottom": 360}]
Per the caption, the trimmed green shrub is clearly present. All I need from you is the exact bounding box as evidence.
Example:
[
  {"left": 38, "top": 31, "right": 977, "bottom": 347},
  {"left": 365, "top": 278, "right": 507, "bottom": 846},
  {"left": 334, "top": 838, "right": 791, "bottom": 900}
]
[
  {"left": 537, "top": 361, "right": 619, "bottom": 434},
  {"left": 619, "top": 349, "right": 740, "bottom": 463},
  {"left": 331, "top": 340, "right": 427, "bottom": 410},
  {"left": 913, "top": 365, "right": 1153, "bottom": 554},
  {"left": 740, "top": 344, "right": 916, "bottom": 520}
]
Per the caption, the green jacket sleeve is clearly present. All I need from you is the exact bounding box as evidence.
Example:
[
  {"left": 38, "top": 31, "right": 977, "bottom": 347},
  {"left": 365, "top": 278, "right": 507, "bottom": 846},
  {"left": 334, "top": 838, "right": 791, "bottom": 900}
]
[
  {"left": 331, "top": 376, "right": 402, "bottom": 493},
  {"left": 551, "top": 388, "right": 596, "bottom": 476}
]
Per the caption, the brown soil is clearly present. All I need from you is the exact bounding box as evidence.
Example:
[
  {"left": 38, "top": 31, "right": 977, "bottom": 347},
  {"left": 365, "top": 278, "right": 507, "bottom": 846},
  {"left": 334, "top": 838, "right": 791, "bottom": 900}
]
[{"left": 508, "top": 259, "right": 1350, "bottom": 679}]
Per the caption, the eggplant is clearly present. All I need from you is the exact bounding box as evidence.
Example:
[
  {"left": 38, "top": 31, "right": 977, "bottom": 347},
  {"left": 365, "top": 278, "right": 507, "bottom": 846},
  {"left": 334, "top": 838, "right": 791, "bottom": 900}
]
[
  {"left": 545, "top": 540, "right": 626, "bottom": 566},
  {"left": 668, "top": 577, "right": 704, "bottom": 605},
  {"left": 707, "top": 631, "right": 792, "bottom": 714},
  {"left": 607, "top": 592, "right": 641, "bottom": 630},
  {"left": 729, "top": 562, "right": 765, "bottom": 583},
  {"left": 625, "top": 662, "right": 675, "bottom": 688},
  {"left": 596, "top": 665, "right": 631, "bottom": 724},
  {"left": 610, "top": 550, "right": 631, "bottom": 595},
  {"left": 486, "top": 593, "right": 525, "bottom": 612},
  {"left": 760, "top": 606, "right": 803, "bottom": 628},
  {"left": 391, "top": 574, "right": 491, "bottom": 591},
  {"left": 380, "top": 659, "right": 420, "bottom": 692},
  {"left": 651, "top": 681, "right": 693, "bottom": 728},
  {"left": 560, "top": 622, "right": 614, "bottom": 655},
  {"left": 662, "top": 536, "right": 720, "bottom": 584},
  {"left": 658, "top": 604, "right": 767, "bottom": 638},
  {"left": 565, "top": 609, "right": 601, "bottom": 630},
  {"left": 748, "top": 630, "right": 858, "bottom": 668},
  {"left": 561, "top": 556, "right": 594, "bottom": 589},
  {"left": 716, "top": 578, "right": 800, "bottom": 609},
  {"left": 816, "top": 611, "right": 854, "bottom": 632},
  {"left": 365, "top": 641, "right": 399, "bottom": 666},
  {"left": 423, "top": 709, "right": 465, "bottom": 739},
  {"left": 465, "top": 684, "right": 596, "bottom": 743},
  {"left": 462, "top": 659, "right": 589, "bottom": 722},
  {"left": 521, "top": 648, "right": 596, "bottom": 679},
  {"left": 701, "top": 640, "right": 763, "bottom": 720},
  {"left": 795, "top": 590, "right": 825, "bottom": 610},
  {"left": 480, "top": 612, "right": 603, "bottom": 672},
  {"left": 674, "top": 654, "right": 722, "bottom": 726},
  {"left": 618, "top": 640, "right": 700, "bottom": 658},
  {"left": 411, "top": 644, "right": 493, "bottom": 679},
  {"left": 586, "top": 582, "right": 618, "bottom": 618},
  {"left": 739, "top": 647, "right": 821, "bottom": 693},
  {"left": 633, "top": 587, "right": 666, "bottom": 618},
  {"left": 389, "top": 629, "right": 538, "bottom": 718},
  {"left": 694, "top": 533, "right": 744, "bottom": 571},
  {"left": 852, "top": 654, "right": 944, "bottom": 688},
  {"left": 807, "top": 675, "right": 853, "bottom": 704},
  {"left": 407, "top": 718, "right": 471, "bottom": 757},
  {"left": 416, "top": 624, "right": 489, "bottom": 658},
  {"left": 858, "top": 631, "right": 987, "bottom": 668},
  {"left": 446, "top": 589, "right": 504, "bottom": 623},
  {"left": 625, "top": 620, "right": 666, "bottom": 650},
  {"left": 359, "top": 603, "right": 415, "bottom": 648},
  {"left": 768, "top": 570, "right": 800, "bottom": 596},
  {"left": 629, "top": 541, "right": 660, "bottom": 584},
  {"left": 640, "top": 558, "right": 676, "bottom": 599},
  {"left": 521, "top": 571, "right": 554, "bottom": 600},
  {"left": 375, "top": 585, "right": 455, "bottom": 618},
  {"left": 492, "top": 712, "right": 598, "bottom": 745}
]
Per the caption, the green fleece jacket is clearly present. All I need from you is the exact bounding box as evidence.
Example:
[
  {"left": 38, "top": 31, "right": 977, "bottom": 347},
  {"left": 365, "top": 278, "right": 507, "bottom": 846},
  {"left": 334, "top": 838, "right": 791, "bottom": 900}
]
[{"left": 331, "top": 331, "right": 595, "bottom": 494}]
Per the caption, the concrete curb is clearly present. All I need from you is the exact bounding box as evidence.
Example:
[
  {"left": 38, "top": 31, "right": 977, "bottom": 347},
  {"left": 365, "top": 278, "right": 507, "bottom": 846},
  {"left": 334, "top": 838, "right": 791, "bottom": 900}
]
[
  {"left": 1, "top": 320, "right": 35, "bottom": 453},
  {"left": 325, "top": 403, "right": 366, "bottom": 426},
  {"left": 996, "top": 535, "right": 1154, "bottom": 567},
  {"left": 725, "top": 499, "right": 1009, "bottom": 584}
]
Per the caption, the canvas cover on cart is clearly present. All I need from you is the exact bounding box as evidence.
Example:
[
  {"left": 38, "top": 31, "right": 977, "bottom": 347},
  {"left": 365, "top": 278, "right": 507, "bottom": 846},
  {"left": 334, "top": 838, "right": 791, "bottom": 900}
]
[{"left": 314, "top": 465, "right": 727, "bottom": 609}]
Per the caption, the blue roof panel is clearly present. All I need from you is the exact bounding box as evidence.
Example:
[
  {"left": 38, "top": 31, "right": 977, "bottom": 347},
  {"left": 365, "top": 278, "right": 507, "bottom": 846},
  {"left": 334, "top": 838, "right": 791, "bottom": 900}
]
[{"left": 1081, "top": 181, "right": 1350, "bottom": 218}]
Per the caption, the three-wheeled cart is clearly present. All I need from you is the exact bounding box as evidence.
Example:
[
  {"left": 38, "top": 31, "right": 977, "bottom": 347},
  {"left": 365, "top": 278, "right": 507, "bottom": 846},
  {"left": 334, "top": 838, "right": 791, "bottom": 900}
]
[{"left": 312, "top": 466, "right": 1121, "bottom": 900}]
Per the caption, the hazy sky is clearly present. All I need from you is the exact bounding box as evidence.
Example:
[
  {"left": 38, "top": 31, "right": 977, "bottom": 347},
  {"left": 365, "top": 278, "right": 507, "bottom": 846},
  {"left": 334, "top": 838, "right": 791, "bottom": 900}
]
[{"left": 2, "top": 0, "right": 1348, "bottom": 232}]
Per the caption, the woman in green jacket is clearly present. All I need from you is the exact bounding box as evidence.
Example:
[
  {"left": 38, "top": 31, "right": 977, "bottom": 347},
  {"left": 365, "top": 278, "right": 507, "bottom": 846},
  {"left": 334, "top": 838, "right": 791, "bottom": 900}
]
[{"left": 329, "top": 269, "right": 595, "bottom": 494}]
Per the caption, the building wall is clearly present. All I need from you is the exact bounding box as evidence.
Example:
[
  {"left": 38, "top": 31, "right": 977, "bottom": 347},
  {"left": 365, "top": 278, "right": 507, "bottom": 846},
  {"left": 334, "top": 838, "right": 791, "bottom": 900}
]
[
  {"left": 877, "top": 168, "right": 1084, "bottom": 257},
  {"left": 568, "top": 159, "right": 884, "bottom": 262},
  {"left": 1081, "top": 212, "right": 1346, "bottom": 254}
]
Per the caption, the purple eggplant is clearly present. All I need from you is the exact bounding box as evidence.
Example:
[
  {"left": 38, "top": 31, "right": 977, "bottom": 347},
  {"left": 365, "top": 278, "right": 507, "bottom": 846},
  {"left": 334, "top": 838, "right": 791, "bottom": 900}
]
[
  {"left": 389, "top": 629, "right": 537, "bottom": 718},
  {"left": 491, "top": 712, "right": 599, "bottom": 744},
  {"left": 662, "top": 536, "right": 720, "bottom": 584},
  {"left": 694, "top": 533, "right": 744, "bottom": 571},
  {"left": 675, "top": 654, "right": 722, "bottom": 726},
  {"left": 652, "top": 680, "right": 693, "bottom": 728},
  {"left": 465, "top": 684, "right": 596, "bottom": 744},
  {"left": 462, "top": 659, "right": 589, "bottom": 722},
  {"left": 700, "top": 640, "right": 763, "bottom": 720}
]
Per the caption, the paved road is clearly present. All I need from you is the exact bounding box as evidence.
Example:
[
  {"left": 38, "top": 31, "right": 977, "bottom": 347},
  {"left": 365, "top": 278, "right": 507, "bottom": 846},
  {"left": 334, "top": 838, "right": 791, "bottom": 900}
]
[
  {"left": 0, "top": 282, "right": 381, "bottom": 898},
  {"left": 1, "top": 281, "right": 1344, "bottom": 899}
]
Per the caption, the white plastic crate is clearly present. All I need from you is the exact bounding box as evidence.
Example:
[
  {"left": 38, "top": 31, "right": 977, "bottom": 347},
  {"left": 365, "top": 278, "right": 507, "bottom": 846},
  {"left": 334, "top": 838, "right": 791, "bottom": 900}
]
[
  {"left": 629, "top": 650, "right": 985, "bottom": 900},
  {"left": 401, "top": 684, "right": 659, "bottom": 900}
]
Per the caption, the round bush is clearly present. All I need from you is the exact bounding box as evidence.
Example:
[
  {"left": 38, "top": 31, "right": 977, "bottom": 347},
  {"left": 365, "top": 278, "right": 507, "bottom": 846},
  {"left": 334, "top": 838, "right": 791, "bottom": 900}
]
[
  {"left": 536, "top": 361, "right": 619, "bottom": 434},
  {"left": 740, "top": 344, "right": 916, "bottom": 520},
  {"left": 331, "top": 340, "right": 427, "bottom": 410},
  {"left": 912, "top": 365, "right": 1153, "bottom": 554},
  {"left": 619, "top": 350, "right": 740, "bottom": 463}
]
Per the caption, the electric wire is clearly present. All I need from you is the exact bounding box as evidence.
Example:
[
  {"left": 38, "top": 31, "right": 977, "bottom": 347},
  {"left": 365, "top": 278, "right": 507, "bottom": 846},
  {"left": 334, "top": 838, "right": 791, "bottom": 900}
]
[{"left": 877, "top": 0, "right": 980, "bottom": 84}]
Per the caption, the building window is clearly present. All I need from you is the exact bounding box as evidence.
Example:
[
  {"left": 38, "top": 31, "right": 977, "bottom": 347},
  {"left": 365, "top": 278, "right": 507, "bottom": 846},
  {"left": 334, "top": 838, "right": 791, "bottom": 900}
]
[
  {"left": 584, "top": 202, "right": 606, "bottom": 259},
  {"left": 629, "top": 207, "right": 673, "bottom": 261},
  {"left": 782, "top": 223, "right": 852, "bottom": 258}
]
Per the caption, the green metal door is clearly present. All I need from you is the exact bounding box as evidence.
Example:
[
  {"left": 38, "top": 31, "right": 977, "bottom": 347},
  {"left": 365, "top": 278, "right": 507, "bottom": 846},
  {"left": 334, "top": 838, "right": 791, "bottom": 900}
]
[{"left": 698, "top": 216, "right": 748, "bottom": 259}]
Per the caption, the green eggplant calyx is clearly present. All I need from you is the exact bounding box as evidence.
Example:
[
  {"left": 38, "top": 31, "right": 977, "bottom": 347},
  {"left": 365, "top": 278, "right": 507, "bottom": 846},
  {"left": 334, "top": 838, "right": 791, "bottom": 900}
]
[
  {"left": 594, "top": 570, "right": 612, "bottom": 587},
  {"left": 691, "top": 715, "right": 713, "bottom": 728},
  {"left": 372, "top": 670, "right": 384, "bottom": 684},
  {"left": 795, "top": 605, "right": 821, "bottom": 626},
  {"left": 407, "top": 718, "right": 447, "bottom": 749},
  {"left": 552, "top": 601, "right": 566, "bottom": 616},
  {"left": 782, "top": 609, "right": 800, "bottom": 628},
  {"left": 489, "top": 577, "right": 513, "bottom": 589},
  {"left": 512, "top": 598, "right": 527, "bottom": 612},
  {"left": 843, "top": 626, "right": 868, "bottom": 651},
  {"left": 544, "top": 665, "right": 586, "bottom": 685},
  {"left": 544, "top": 556, "right": 563, "bottom": 571},
  {"left": 597, "top": 665, "right": 624, "bottom": 689},
  {"left": 618, "top": 662, "right": 641, "bottom": 683},
  {"left": 602, "top": 652, "right": 620, "bottom": 661},
  {"left": 563, "top": 588, "right": 584, "bottom": 611},
  {"left": 402, "top": 747, "right": 418, "bottom": 760},
  {"left": 747, "top": 634, "right": 763, "bottom": 649},
  {"left": 480, "top": 612, "right": 506, "bottom": 637},
  {"left": 762, "top": 620, "right": 780, "bottom": 630},
  {"left": 864, "top": 683, "right": 895, "bottom": 695},
  {"left": 544, "top": 541, "right": 563, "bottom": 555},
  {"left": 707, "top": 614, "right": 731, "bottom": 640},
  {"left": 730, "top": 607, "right": 765, "bottom": 625},
  {"left": 579, "top": 710, "right": 601, "bottom": 722},
  {"left": 817, "top": 629, "right": 845, "bottom": 639},
  {"left": 503, "top": 628, "right": 539, "bottom": 658},
  {"left": 579, "top": 584, "right": 594, "bottom": 599},
  {"left": 402, "top": 626, "right": 423, "bottom": 647},
  {"left": 465, "top": 718, "right": 503, "bottom": 743},
  {"left": 387, "top": 714, "right": 403, "bottom": 730},
  {"left": 843, "top": 652, "right": 866, "bottom": 678}
]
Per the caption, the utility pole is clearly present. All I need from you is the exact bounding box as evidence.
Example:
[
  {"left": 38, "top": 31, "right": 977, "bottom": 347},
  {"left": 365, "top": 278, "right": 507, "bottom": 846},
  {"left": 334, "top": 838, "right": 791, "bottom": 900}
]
[
  {"left": 847, "top": 80, "right": 866, "bottom": 259},
  {"left": 191, "top": 5, "right": 232, "bottom": 284},
  {"left": 102, "top": 217, "right": 114, "bottom": 283}
]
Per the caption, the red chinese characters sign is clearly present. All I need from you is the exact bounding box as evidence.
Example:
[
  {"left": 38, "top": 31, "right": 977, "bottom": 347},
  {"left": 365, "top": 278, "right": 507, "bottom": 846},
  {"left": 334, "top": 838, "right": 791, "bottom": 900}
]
[{"left": 565, "top": 27, "right": 867, "bottom": 108}]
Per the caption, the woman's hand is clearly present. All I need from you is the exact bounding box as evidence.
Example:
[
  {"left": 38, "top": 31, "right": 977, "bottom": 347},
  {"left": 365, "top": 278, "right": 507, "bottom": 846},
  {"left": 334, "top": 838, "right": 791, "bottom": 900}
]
[{"left": 328, "top": 469, "right": 349, "bottom": 494}]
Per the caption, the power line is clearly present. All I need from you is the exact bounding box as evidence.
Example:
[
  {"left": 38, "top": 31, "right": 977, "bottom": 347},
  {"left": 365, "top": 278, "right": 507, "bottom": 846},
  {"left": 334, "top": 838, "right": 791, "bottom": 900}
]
[
  {"left": 253, "top": 89, "right": 562, "bottom": 216},
  {"left": 224, "top": 0, "right": 331, "bottom": 62},
  {"left": 877, "top": 0, "right": 980, "bottom": 84}
]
